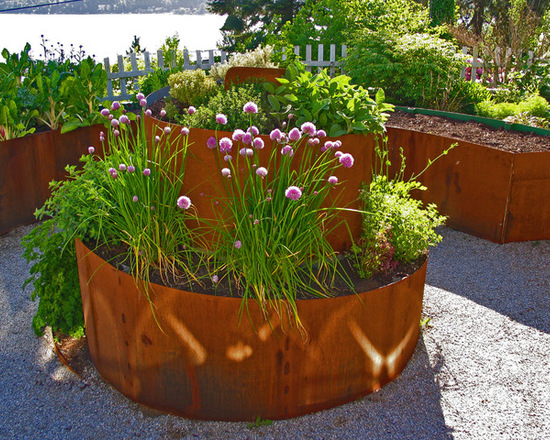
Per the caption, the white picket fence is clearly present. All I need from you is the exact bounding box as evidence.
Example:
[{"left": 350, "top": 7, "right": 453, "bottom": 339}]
[
  {"left": 103, "top": 44, "right": 347, "bottom": 101},
  {"left": 103, "top": 44, "right": 535, "bottom": 101}
]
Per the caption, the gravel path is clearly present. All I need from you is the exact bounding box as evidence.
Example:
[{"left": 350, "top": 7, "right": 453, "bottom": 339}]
[{"left": 0, "top": 224, "right": 548, "bottom": 440}]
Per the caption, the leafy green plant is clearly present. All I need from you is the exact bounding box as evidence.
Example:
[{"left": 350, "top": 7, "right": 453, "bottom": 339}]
[
  {"left": 0, "top": 43, "right": 107, "bottom": 138},
  {"left": 265, "top": 62, "right": 392, "bottom": 136},
  {"left": 20, "top": 156, "right": 109, "bottom": 338},
  {"left": 351, "top": 138, "right": 449, "bottom": 278}
]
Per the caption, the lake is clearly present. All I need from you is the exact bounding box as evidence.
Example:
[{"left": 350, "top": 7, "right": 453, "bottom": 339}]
[{"left": 0, "top": 13, "right": 226, "bottom": 62}]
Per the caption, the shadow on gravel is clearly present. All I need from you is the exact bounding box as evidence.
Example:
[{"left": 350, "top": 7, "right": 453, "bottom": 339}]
[
  {"left": 426, "top": 228, "right": 550, "bottom": 334},
  {"left": 249, "top": 336, "right": 455, "bottom": 440}
]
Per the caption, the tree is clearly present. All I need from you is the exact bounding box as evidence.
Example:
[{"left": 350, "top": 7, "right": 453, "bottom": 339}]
[
  {"left": 207, "top": 0, "right": 305, "bottom": 51},
  {"left": 126, "top": 35, "right": 146, "bottom": 55}
]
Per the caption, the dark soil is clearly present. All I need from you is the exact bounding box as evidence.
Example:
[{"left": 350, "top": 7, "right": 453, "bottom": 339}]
[
  {"left": 387, "top": 110, "right": 550, "bottom": 153},
  {"left": 90, "top": 240, "right": 426, "bottom": 300}
]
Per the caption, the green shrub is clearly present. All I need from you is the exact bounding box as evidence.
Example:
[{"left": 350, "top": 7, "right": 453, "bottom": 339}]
[
  {"left": 518, "top": 94, "right": 549, "bottom": 117},
  {"left": 168, "top": 69, "right": 217, "bottom": 106},
  {"left": 476, "top": 101, "right": 520, "bottom": 119},
  {"left": 345, "top": 32, "right": 466, "bottom": 108},
  {"left": 174, "top": 82, "right": 273, "bottom": 132}
]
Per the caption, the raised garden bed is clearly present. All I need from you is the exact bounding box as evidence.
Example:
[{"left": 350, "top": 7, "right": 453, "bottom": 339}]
[
  {"left": 0, "top": 125, "right": 104, "bottom": 235},
  {"left": 386, "top": 109, "right": 550, "bottom": 243}
]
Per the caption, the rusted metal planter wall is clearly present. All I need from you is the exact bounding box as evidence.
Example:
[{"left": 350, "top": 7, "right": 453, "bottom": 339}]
[
  {"left": 75, "top": 239, "right": 427, "bottom": 421},
  {"left": 386, "top": 127, "right": 550, "bottom": 243},
  {"left": 0, "top": 125, "right": 104, "bottom": 235}
]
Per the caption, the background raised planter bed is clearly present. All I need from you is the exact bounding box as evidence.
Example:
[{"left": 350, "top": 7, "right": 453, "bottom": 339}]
[
  {"left": 75, "top": 238, "right": 427, "bottom": 421},
  {"left": 0, "top": 125, "right": 104, "bottom": 235},
  {"left": 385, "top": 111, "right": 550, "bottom": 243}
]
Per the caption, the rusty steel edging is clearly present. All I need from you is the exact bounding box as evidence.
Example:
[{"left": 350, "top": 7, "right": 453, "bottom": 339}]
[{"left": 76, "top": 238, "right": 427, "bottom": 421}]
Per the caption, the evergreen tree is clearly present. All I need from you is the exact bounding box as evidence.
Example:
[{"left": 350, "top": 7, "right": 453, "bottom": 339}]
[{"left": 207, "top": 0, "right": 305, "bottom": 51}]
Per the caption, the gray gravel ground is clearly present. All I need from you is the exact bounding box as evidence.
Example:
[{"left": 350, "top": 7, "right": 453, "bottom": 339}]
[{"left": 0, "top": 224, "right": 548, "bottom": 440}]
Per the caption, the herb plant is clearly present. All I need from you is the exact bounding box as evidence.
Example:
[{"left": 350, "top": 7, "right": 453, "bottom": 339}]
[
  {"left": 351, "top": 138, "right": 450, "bottom": 278},
  {"left": 205, "top": 103, "right": 356, "bottom": 331}
]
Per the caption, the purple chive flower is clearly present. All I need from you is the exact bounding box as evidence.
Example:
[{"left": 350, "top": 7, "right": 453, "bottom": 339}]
[
  {"left": 160, "top": 109, "right": 167, "bottom": 118},
  {"left": 164, "top": 126, "right": 171, "bottom": 135},
  {"left": 234, "top": 240, "right": 242, "bottom": 249},
  {"left": 254, "top": 219, "right": 260, "bottom": 225},
  {"left": 139, "top": 98, "right": 147, "bottom": 107},
  {"left": 328, "top": 176, "right": 338, "bottom": 185},
  {"left": 136, "top": 93, "right": 145, "bottom": 101},
  {"left": 188, "top": 106, "right": 196, "bottom": 115},
  {"left": 177, "top": 195, "right": 191, "bottom": 210},
  {"left": 120, "top": 114, "right": 130, "bottom": 124},
  {"left": 322, "top": 141, "right": 334, "bottom": 152},
  {"left": 301, "top": 122, "right": 316, "bottom": 137},
  {"left": 339, "top": 153, "right": 355, "bottom": 168},
  {"left": 270, "top": 128, "right": 283, "bottom": 142},
  {"left": 285, "top": 186, "right": 302, "bottom": 200},
  {"left": 221, "top": 168, "right": 231, "bottom": 177},
  {"left": 111, "top": 101, "right": 121, "bottom": 110},
  {"left": 108, "top": 114, "right": 114, "bottom": 120},
  {"left": 111, "top": 118, "right": 119, "bottom": 128},
  {"left": 88, "top": 146, "right": 95, "bottom": 154},
  {"left": 224, "top": 154, "right": 232, "bottom": 162},
  {"left": 212, "top": 275, "right": 219, "bottom": 283},
  {"left": 288, "top": 127, "right": 301, "bottom": 141},
  {"left": 232, "top": 129, "right": 245, "bottom": 141},
  {"left": 334, "top": 151, "right": 343, "bottom": 158},
  {"left": 145, "top": 109, "right": 152, "bottom": 116},
  {"left": 207, "top": 136, "right": 217, "bottom": 149},
  {"left": 281, "top": 145, "right": 294, "bottom": 156},
  {"left": 113, "top": 129, "right": 120, "bottom": 137},
  {"left": 316, "top": 129, "right": 327, "bottom": 137},
  {"left": 256, "top": 167, "right": 268, "bottom": 178},
  {"left": 100, "top": 108, "right": 110, "bottom": 117},
  {"left": 110, "top": 171, "right": 118, "bottom": 179},
  {"left": 239, "top": 147, "right": 254, "bottom": 157},
  {"left": 242, "top": 132, "right": 253, "bottom": 145},
  {"left": 243, "top": 101, "right": 258, "bottom": 114},
  {"left": 247, "top": 126, "right": 259, "bottom": 136},
  {"left": 181, "top": 127, "right": 190, "bottom": 136},
  {"left": 108, "top": 167, "right": 116, "bottom": 175},
  {"left": 99, "top": 131, "right": 105, "bottom": 142},
  {"left": 155, "top": 135, "right": 160, "bottom": 143},
  {"left": 253, "top": 137, "right": 264, "bottom": 149},
  {"left": 128, "top": 165, "right": 135, "bottom": 173},
  {"left": 334, "top": 140, "right": 342, "bottom": 148},
  {"left": 288, "top": 114, "right": 294, "bottom": 119},
  {"left": 216, "top": 114, "right": 227, "bottom": 125},
  {"left": 119, "top": 163, "right": 126, "bottom": 171},
  {"left": 219, "top": 137, "right": 233, "bottom": 153},
  {"left": 143, "top": 168, "right": 151, "bottom": 176},
  {"left": 132, "top": 195, "right": 138, "bottom": 202}
]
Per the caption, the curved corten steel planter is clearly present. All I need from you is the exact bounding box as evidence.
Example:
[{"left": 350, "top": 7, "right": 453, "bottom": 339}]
[
  {"left": 75, "top": 239, "right": 427, "bottom": 421},
  {"left": 0, "top": 124, "right": 104, "bottom": 235},
  {"left": 386, "top": 127, "right": 550, "bottom": 243}
]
